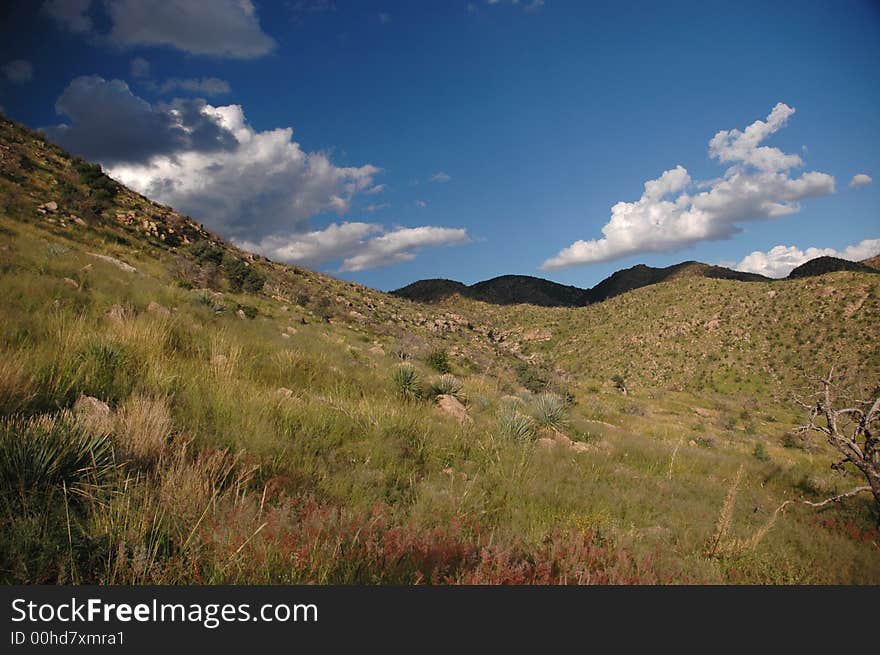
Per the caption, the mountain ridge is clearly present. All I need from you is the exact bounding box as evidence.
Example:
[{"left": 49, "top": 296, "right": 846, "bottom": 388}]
[{"left": 394, "top": 256, "right": 880, "bottom": 307}]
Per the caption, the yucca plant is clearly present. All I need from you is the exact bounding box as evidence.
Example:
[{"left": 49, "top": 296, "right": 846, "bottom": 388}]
[
  {"left": 531, "top": 392, "right": 568, "bottom": 430},
  {"left": 392, "top": 365, "right": 423, "bottom": 401},
  {"left": 431, "top": 374, "right": 464, "bottom": 402},
  {"left": 498, "top": 407, "right": 537, "bottom": 442},
  {"left": 0, "top": 411, "right": 117, "bottom": 509}
]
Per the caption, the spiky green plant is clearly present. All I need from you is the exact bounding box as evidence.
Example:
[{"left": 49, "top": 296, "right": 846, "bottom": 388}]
[
  {"left": 392, "top": 365, "right": 423, "bottom": 401},
  {"left": 0, "top": 411, "right": 116, "bottom": 508},
  {"left": 531, "top": 392, "right": 568, "bottom": 430},
  {"left": 431, "top": 374, "right": 464, "bottom": 401},
  {"left": 498, "top": 407, "right": 537, "bottom": 442}
]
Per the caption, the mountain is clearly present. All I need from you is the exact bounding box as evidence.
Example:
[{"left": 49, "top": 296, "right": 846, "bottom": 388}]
[
  {"left": 395, "top": 274, "right": 590, "bottom": 307},
  {"left": 862, "top": 254, "right": 880, "bottom": 270},
  {"left": 394, "top": 261, "right": 770, "bottom": 307},
  {"left": 787, "top": 255, "right": 879, "bottom": 278},
  {"left": 584, "top": 261, "right": 769, "bottom": 303}
]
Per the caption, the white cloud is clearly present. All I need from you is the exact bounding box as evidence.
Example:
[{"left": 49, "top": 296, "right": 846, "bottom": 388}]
[
  {"left": 430, "top": 171, "right": 451, "bottom": 183},
  {"left": 365, "top": 202, "right": 390, "bottom": 212},
  {"left": 44, "top": 0, "right": 275, "bottom": 58},
  {"left": 42, "top": 0, "right": 93, "bottom": 33},
  {"left": 542, "top": 103, "right": 836, "bottom": 270},
  {"left": 239, "top": 223, "right": 469, "bottom": 271},
  {"left": 129, "top": 57, "right": 150, "bottom": 79},
  {"left": 160, "top": 77, "right": 232, "bottom": 96},
  {"left": 850, "top": 173, "right": 872, "bottom": 189},
  {"left": 415, "top": 200, "right": 428, "bottom": 208},
  {"left": 44, "top": 76, "right": 381, "bottom": 241},
  {"left": 735, "top": 238, "right": 880, "bottom": 278},
  {"left": 364, "top": 184, "right": 386, "bottom": 195},
  {"left": 2, "top": 60, "right": 34, "bottom": 84}
]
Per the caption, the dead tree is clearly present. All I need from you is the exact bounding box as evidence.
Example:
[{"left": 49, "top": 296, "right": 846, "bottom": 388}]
[{"left": 794, "top": 368, "right": 880, "bottom": 513}]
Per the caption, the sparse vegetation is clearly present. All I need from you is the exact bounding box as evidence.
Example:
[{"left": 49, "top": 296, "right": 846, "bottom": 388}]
[{"left": 1, "top": 114, "right": 879, "bottom": 584}]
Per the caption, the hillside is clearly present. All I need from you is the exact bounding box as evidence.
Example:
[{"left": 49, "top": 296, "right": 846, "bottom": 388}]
[{"left": 2, "top": 113, "right": 880, "bottom": 585}]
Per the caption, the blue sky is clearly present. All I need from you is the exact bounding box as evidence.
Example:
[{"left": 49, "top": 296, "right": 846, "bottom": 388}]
[{"left": 1, "top": 0, "right": 878, "bottom": 291}]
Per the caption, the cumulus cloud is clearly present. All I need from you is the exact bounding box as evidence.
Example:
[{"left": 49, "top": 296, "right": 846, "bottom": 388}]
[
  {"left": 42, "top": 0, "right": 93, "bottom": 33},
  {"left": 129, "top": 57, "right": 150, "bottom": 79},
  {"left": 106, "top": 0, "right": 275, "bottom": 58},
  {"left": 43, "top": 76, "right": 382, "bottom": 242},
  {"left": 159, "top": 77, "right": 232, "bottom": 96},
  {"left": 735, "top": 238, "right": 880, "bottom": 278},
  {"left": 2, "top": 60, "right": 34, "bottom": 84},
  {"left": 238, "top": 223, "right": 469, "bottom": 272},
  {"left": 43, "top": 0, "right": 275, "bottom": 58},
  {"left": 430, "top": 172, "right": 451, "bottom": 183},
  {"left": 542, "top": 103, "right": 836, "bottom": 270},
  {"left": 43, "top": 76, "right": 236, "bottom": 165},
  {"left": 850, "top": 173, "right": 872, "bottom": 189}
]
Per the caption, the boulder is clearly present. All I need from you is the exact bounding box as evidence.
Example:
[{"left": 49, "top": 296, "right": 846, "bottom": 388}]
[
  {"left": 73, "top": 395, "right": 111, "bottom": 419},
  {"left": 87, "top": 252, "right": 137, "bottom": 273},
  {"left": 435, "top": 394, "right": 470, "bottom": 424},
  {"left": 147, "top": 301, "right": 171, "bottom": 317},
  {"left": 368, "top": 345, "right": 385, "bottom": 356},
  {"left": 106, "top": 304, "right": 128, "bottom": 323}
]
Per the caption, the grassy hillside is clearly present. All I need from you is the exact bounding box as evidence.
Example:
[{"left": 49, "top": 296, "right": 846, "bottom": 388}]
[{"left": 1, "top": 115, "right": 879, "bottom": 584}]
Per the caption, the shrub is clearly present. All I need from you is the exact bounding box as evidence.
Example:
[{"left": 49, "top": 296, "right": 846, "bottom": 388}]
[
  {"left": 498, "top": 407, "right": 536, "bottom": 442},
  {"left": 431, "top": 374, "right": 464, "bottom": 401},
  {"left": 189, "top": 241, "right": 225, "bottom": 266},
  {"left": 515, "top": 362, "right": 548, "bottom": 393},
  {"left": 531, "top": 392, "right": 568, "bottom": 430},
  {"left": 0, "top": 411, "right": 116, "bottom": 509},
  {"left": 426, "top": 349, "right": 452, "bottom": 374},
  {"left": 222, "top": 255, "right": 266, "bottom": 294},
  {"left": 236, "top": 304, "right": 258, "bottom": 319},
  {"left": 76, "top": 340, "right": 136, "bottom": 403},
  {"left": 752, "top": 442, "right": 771, "bottom": 462},
  {"left": 392, "top": 365, "right": 423, "bottom": 401}
]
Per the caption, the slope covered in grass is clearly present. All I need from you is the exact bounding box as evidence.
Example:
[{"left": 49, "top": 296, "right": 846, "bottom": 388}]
[{"left": 1, "top": 115, "right": 879, "bottom": 584}]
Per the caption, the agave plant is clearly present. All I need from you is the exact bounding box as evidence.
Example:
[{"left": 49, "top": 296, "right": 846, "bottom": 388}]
[
  {"left": 0, "top": 411, "right": 116, "bottom": 509},
  {"left": 392, "top": 365, "right": 423, "bottom": 401},
  {"left": 431, "top": 374, "right": 464, "bottom": 401},
  {"left": 498, "top": 407, "right": 537, "bottom": 442},
  {"left": 531, "top": 392, "right": 569, "bottom": 430}
]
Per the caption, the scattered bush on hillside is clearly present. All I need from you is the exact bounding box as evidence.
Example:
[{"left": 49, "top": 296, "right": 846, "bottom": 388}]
[
  {"left": 0, "top": 411, "right": 116, "bottom": 509},
  {"left": 753, "top": 442, "right": 771, "bottom": 462},
  {"left": 222, "top": 255, "right": 266, "bottom": 294},
  {"left": 530, "top": 392, "right": 568, "bottom": 430},
  {"left": 392, "top": 365, "right": 423, "bottom": 401},
  {"left": 426, "top": 349, "right": 452, "bottom": 374},
  {"left": 515, "top": 361, "right": 548, "bottom": 393},
  {"left": 431, "top": 374, "right": 464, "bottom": 401},
  {"left": 498, "top": 406, "right": 536, "bottom": 442}
]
